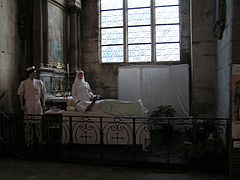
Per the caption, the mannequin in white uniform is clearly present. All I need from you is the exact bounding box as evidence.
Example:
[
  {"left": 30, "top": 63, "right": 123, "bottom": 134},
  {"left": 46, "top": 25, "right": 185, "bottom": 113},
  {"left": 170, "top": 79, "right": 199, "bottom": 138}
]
[
  {"left": 17, "top": 66, "right": 46, "bottom": 115},
  {"left": 72, "top": 70, "right": 94, "bottom": 102}
]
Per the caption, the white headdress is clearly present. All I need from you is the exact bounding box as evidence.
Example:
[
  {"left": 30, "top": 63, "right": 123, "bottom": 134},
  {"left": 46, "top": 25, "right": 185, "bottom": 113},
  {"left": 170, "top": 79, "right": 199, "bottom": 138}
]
[{"left": 73, "top": 70, "right": 86, "bottom": 86}]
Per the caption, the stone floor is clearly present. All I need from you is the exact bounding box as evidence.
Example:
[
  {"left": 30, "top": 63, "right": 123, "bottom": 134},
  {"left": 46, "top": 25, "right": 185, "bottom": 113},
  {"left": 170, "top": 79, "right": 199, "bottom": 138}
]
[{"left": 0, "top": 157, "right": 232, "bottom": 180}]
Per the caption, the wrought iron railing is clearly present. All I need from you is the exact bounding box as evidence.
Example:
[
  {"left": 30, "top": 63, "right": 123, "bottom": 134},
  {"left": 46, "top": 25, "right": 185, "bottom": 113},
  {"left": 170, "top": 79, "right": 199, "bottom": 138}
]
[{"left": 0, "top": 113, "right": 229, "bottom": 170}]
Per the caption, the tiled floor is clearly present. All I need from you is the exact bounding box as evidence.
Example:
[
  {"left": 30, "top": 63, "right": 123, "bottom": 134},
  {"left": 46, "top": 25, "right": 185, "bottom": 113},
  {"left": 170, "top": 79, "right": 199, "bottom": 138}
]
[{"left": 0, "top": 157, "right": 231, "bottom": 180}]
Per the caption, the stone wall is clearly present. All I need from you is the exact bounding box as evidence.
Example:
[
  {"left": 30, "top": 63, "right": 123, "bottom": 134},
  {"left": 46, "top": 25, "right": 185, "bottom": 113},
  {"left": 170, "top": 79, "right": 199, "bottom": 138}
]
[{"left": 0, "top": 0, "right": 20, "bottom": 113}]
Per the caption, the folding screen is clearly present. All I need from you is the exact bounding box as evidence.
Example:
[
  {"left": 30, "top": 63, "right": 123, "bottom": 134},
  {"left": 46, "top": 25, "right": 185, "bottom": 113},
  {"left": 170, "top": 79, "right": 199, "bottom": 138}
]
[{"left": 118, "top": 64, "right": 189, "bottom": 117}]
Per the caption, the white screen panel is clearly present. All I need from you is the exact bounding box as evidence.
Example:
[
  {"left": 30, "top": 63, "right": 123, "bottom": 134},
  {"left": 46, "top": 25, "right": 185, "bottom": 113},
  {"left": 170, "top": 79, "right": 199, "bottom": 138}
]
[{"left": 118, "top": 67, "right": 141, "bottom": 101}]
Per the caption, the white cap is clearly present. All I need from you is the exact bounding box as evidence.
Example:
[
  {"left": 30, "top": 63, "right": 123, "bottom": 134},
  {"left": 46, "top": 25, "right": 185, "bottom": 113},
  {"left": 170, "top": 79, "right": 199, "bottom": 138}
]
[{"left": 26, "top": 66, "right": 36, "bottom": 72}]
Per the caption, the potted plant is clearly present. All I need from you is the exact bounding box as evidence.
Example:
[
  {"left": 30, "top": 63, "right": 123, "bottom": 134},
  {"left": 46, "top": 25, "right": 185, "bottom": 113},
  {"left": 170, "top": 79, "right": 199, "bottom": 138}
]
[
  {"left": 148, "top": 105, "right": 176, "bottom": 148},
  {"left": 149, "top": 105, "right": 176, "bottom": 118}
]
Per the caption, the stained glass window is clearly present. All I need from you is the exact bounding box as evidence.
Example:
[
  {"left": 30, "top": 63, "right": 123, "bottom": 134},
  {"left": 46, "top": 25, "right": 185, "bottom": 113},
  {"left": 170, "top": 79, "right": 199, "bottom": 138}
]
[
  {"left": 100, "top": 0, "right": 180, "bottom": 63},
  {"left": 155, "top": 6, "right": 179, "bottom": 24},
  {"left": 101, "top": 10, "right": 123, "bottom": 27},
  {"left": 101, "top": 28, "right": 123, "bottom": 45},
  {"left": 128, "top": 44, "right": 151, "bottom": 62},
  {"left": 102, "top": 46, "right": 124, "bottom": 63},
  {"left": 156, "top": 25, "right": 179, "bottom": 42},
  {"left": 155, "top": 0, "right": 179, "bottom": 6},
  {"left": 128, "top": 0, "right": 150, "bottom": 8},
  {"left": 156, "top": 43, "right": 180, "bottom": 61},
  {"left": 101, "top": 0, "right": 123, "bottom": 10},
  {"left": 128, "top": 26, "right": 151, "bottom": 43},
  {"left": 128, "top": 8, "right": 150, "bottom": 26}
]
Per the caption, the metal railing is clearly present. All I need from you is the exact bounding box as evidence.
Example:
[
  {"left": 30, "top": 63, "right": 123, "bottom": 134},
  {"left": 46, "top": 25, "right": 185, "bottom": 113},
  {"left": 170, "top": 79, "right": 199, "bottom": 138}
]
[{"left": 0, "top": 113, "right": 229, "bottom": 170}]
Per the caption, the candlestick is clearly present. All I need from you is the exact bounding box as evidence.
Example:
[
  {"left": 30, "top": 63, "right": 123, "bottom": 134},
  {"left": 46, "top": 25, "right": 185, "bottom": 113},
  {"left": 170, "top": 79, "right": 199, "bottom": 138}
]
[{"left": 67, "top": 64, "right": 69, "bottom": 74}]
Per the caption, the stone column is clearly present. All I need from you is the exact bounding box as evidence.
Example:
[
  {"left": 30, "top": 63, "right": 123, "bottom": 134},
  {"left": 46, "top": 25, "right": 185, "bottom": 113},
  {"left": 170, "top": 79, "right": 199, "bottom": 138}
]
[
  {"left": 69, "top": 7, "right": 78, "bottom": 73},
  {"left": 190, "top": 0, "right": 217, "bottom": 116},
  {"left": 32, "top": 0, "right": 43, "bottom": 68},
  {"left": 77, "top": 10, "right": 81, "bottom": 70},
  {"left": 18, "top": 0, "right": 33, "bottom": 78},
  {"left": 42, "top": 0, "right": 49, "bottom": 67}
]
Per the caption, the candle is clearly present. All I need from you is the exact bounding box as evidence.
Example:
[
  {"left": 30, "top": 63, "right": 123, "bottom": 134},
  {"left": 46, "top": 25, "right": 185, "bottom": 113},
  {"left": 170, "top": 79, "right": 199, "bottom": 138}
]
[{"left": 67, "top": 64, "right": 69, "bottom": 74}]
